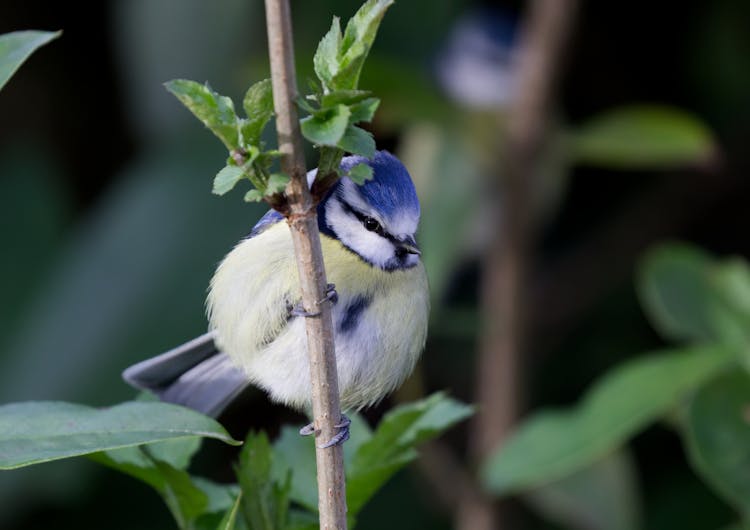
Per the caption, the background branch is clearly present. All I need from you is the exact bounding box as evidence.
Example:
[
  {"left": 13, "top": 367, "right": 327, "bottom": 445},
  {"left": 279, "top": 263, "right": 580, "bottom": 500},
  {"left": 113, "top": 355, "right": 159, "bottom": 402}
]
[{"left": 264, "top": 1, "right": 347, "bottom": 528}]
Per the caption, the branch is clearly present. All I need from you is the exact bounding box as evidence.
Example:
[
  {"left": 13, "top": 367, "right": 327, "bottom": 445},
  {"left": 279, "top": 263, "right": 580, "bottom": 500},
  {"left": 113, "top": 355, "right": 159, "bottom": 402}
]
[{"left": 264, "top": 1, "right": 347, "bottom": 529}]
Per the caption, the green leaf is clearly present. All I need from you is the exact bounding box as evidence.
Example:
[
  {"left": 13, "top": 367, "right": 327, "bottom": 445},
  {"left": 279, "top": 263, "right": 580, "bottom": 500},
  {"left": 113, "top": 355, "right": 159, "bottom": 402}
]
[
  {"left": 348, "top": 393, "right": 473, "bottom": 513},
  {"left": 684, "top": 370, "right": 750, "bottom": 515},
  {"left": 333, "top": 0, "right": 395, "bottom": 90},
  {"left": 0, "top": 400, "right": 239, "bottom": 469},
  {"left": 244, "top": 189, "right": 264, "bottom": 202},
  {"left": 638, "top": 243, "right": 750, "bottom": 344},
  {"left": 300, "top": 104, "right": 351, "bottom": 145},
  {"left": 216, "top": 491, "right": 243, "bottom": 530},
  {"left": 265, "top": 173, "right": 289, "bottom": 196},
  {"left": 213, "top": 165, "right": 246, "bottom": 196},
  {"left": 313, "top": 17, "right": 342, "bottom": 91},
  {"left": 523, "top": 449, "right": 642, "bottom": 530},
  {"left": 236, "top": 432, "right": 290, "bottom": 530},
  {"left": 320, "top": 89, "right": 372, "bottom": 109},
  {"left": 482, "top": 345, "right": 736, "bottom": 495},
  {"left": 242, "top": 78, "right": 274, "bottom": 145},
  {"left": 570, "top": 105, "right": 716, "bottom": 169},
  {"left": 337, "top": 125, "right": 375, "bottom": 158},
  {"left": 0, "top": 30, "right": 60, "bottom": 91},
  {"left": 165, "top": 79, "right": 241, "bottom": 151},
  {"left": 347, "top": 162, "right": 374, "bottom": 185},
  {"left": 348, "top": 97, "right": 380, "bottom": 124}
]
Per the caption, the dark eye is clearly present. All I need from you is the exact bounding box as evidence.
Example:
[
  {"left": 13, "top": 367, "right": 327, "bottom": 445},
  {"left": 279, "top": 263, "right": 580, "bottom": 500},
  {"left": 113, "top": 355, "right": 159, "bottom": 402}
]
[{"left": 363, "top": 217, "right": 381, "bottom": 232}]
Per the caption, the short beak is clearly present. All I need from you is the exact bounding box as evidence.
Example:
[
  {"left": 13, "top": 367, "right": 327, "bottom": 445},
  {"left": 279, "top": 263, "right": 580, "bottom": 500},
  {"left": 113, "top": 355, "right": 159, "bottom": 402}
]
[{"left": 399, "top": 235, "right": 421, "bottom": 256}]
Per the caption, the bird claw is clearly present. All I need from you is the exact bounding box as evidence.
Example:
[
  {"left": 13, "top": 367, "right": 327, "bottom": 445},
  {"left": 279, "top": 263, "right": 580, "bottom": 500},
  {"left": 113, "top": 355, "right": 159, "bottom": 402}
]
[
  {"left": 299, "top": 414, "right": 351, "bottom": 448},
  {"left": 289, "top": 284, "right": 338, "bottom": 318}
]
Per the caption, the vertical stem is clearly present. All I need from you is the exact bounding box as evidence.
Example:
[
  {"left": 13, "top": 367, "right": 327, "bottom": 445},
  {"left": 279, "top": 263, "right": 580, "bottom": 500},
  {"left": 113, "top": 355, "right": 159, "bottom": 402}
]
[
  {"left": 264, "top": 1, "right": 347, "bottom": 529},
  {"left": 461, "top": 1, "right": 578, "bottom": 529}
]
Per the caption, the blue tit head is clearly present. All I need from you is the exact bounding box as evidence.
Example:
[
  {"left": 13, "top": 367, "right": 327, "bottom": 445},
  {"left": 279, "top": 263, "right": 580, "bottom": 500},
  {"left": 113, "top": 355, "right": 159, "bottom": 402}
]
[{"left": 319, "top": 151, "right": 422, "bottom": 271}]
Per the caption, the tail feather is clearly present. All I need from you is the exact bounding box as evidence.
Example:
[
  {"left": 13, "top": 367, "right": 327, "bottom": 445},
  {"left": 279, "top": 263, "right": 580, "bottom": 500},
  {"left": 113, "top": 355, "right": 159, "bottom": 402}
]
[{"left": 122, "top": 331, "right": 249, "bottom": 417}]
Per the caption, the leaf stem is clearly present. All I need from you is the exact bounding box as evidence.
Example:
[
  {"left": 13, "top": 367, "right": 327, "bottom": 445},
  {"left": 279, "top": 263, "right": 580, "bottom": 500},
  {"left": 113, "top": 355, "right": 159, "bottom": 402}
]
[{"left": 264, "top": 1, "right": 348, "bottom": 529}]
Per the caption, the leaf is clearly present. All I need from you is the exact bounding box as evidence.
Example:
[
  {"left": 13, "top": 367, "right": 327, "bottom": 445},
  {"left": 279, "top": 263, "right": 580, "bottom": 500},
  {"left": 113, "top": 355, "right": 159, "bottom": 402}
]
[
  {"left": 684, "top": 370, "right": 750, "bottom": 514},
  {"left": 0, "top": 400, "right": 239, "bottom": 469},
  {"left": 347, "top": 162, "right": 374, "bottom": 185},
  {"left": 570, "top": 105, "right": 716, "bottom": 169},
  {"left": 638, "top": 243, "right": 750, "bottom": 345},
  {"left": 313, "top": 17, "right": 342, "bottom": 91},
  {"left": 216, "top": 491, "right": 243, "bottom": 530},
  {"left": 244, "top": 189, "right": 264, "bottom": 202},
  {"left": 236, "top": 432, "right": 290, "bottom": 530},
  {"left": 265, "top": 173, "right": 289, "bottom": 196},
  {"left": 348, "top": 97, "right": 380, "bottom": 124},
  {"left": 0, "top": 30, "right": 60, "bottom": 91},
  {"left": 320, "top": 89, "right": 373, "bottom": 109},
  {"left": 333, "top": 0, "right": 395, "bottom": 90},
  {"left": 213, "top": 165, "right": 246, "bottom": 196},
  {"left": 347, "top": 393, "right": 473, "bottom": 513},
  {"left": 523, "top": 449, "right": 642, "bottom": 530},
  {"left": 482, "top": 345, "right": 736, "bottom": 495},
  {"left": 300, "top": 104, "right": 351, "bottom": 146},
  {"left": 337, "top": 125, "right": 375, "bottom": 158},
  {"left": 242, "top": 78, "right": 274, "bottom": 145},
  {"left": 165, "top": 79, "right": 241, "bottom": 151}
]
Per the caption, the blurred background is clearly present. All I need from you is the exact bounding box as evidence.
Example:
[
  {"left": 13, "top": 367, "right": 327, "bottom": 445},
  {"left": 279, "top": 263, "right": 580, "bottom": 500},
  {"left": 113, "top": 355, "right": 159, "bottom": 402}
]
[{"left": 1, "top": 0, "right": 749, "bottom": 529}]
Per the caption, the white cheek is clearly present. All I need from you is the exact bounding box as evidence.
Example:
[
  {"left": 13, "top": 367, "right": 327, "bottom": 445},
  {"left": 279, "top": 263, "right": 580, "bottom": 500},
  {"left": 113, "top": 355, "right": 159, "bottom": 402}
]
[{"left": 326, "top": 200, "right": 395, "bottom": 268}]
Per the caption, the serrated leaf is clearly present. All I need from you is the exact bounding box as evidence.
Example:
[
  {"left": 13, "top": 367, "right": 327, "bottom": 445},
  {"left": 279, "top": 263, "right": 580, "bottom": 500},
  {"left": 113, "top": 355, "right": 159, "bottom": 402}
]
[
  {"left": 332, "top": 0, "right": 395, "bottom": 90},
  {"left": 348, "top": 163, "right": 374, "bottom": 184},
  {"left": 300, "top": 104, "right": 351, "bottom": 146},
  {"left": 0, "top": 401, "right": 239, "bottom": 469},
  {"left": 482, "top": 345, "right": 737, "bottom": 495},
  {"left": 684, "top": 370, "right": 750, "bottom": 514},
  {"left": 0, "top": 30, "right": 60, "bottom": 91},
  {"left": 320, "top": 89, "right": 373, "bottom": 109},
  {"left": 348, "top": 97, "right": 380, "bottom": 124},
  {"left": 347, "top": 393, "right": 473, "bottom": 513},
  {"left": 213, "top": 165, "right": 246, "bottom": 196},
  {"left": 570, "top": 105, "right": 716, "bottom": 169},
  {"left": 337, "top": 125, "right": 375, "bottom": 157},
  {"left": 638, "top": 243, "right": 750, "bottom": 345},
  {"left": 264, "top": 173, "right": 289, "bottom": 196},
  {"left": 314, "top": 17, "right": 342, "bottom": 91},
  {"left": 244, "top": 189, "right": 264, "bottom": 202},
  {"left": 165, "top": 79, "right": 241, "bottom": 151},
  {"left": 242, "top": 79, "right": 274, "bottom": 145}
]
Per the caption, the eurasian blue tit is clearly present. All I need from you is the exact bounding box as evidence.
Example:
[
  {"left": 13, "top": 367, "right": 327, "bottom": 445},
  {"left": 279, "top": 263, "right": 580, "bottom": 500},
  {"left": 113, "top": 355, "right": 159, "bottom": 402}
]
[{"left": 123, "top": 151, "right": 429, "bottom": 424}]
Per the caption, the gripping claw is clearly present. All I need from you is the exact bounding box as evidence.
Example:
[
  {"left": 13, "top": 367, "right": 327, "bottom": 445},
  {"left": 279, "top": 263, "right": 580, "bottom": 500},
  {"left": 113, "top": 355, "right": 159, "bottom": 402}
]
[{"left": 299, "top": 414, "right": 351, "bottom": 448}]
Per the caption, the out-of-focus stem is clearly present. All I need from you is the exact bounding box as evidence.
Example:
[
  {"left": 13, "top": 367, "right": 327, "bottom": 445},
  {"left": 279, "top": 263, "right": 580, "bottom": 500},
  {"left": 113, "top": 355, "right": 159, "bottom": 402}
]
[
  {"left": 264, "top": 1, "right": 347, "bottom": 529},
  {"left": 460, "top": 1, "right": 578, "bottom": 529}
]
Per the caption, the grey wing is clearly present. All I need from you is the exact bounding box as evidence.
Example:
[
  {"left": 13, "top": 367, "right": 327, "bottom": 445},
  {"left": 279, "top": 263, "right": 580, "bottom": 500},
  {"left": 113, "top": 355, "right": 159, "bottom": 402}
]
[{"left": 122, "top": 331, "right": 249, "bottom": 417}]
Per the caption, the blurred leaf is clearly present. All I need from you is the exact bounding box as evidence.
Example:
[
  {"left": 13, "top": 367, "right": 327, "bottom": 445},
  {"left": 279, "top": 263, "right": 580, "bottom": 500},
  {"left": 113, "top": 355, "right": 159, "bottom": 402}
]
[
  {"left": 347, "top": 392, "right": 473, "bottom": 513},
  {"left": 0, "top": 401, "right": 239, "bottom": 469},
  {"left": 216, "top": 491, "right": 243, "bottom": 530},
  {"left": 338, "top": 125, "right": 375, "bottom": 158},
  {"left": 523, "top": 449, "right": 642, "bottom": 530},
  {"left": 638, "top": 243, "right": 750, "bottom": 345},
  {"left": 236, "top": 432, "right": 291, "bottom": 530},
  {"left": 265, "top": 173, "right": 289, "bottom": 196},
  {"left": 165, "top": 79, "right": 240, "bottom": 151},
  {"left": 300, "top": 104, "right": 350, "bottom": 146},
  {"left": 482, "top": 345, "right": 736, "bottom": 495},
  {"left": 334, "top": 0, "right": 395, "bottom": 91},
  {"left": 242, "top": 78, "right": 274, "bottom": 145},
  {"left": 213, "top": 165, "right": 247, "bottom": 196},
  {"left": 0, "top": 30, "right": 60, "bottom": 91},
  {"left": 570, "top": 105, "right": 716, "bottom": 169},
  {"left": 348, "top": 162, "right": 374, "bottom": 184},
  {"left": 684, "top": 370, "right": 750, "bottom": 515},
  {"left": 244, "top": 189, "right": 264, "bottom": 202}
]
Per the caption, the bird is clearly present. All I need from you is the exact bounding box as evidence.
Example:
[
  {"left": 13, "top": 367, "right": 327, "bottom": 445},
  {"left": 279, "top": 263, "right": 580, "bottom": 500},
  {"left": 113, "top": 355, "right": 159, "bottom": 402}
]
[{"left": 122, "top": 150, "right": 429, "bottom": 445}]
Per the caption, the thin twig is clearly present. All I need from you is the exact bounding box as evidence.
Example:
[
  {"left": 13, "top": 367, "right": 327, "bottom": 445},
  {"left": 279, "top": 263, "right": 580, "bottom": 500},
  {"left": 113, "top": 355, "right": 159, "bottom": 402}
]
[
  {"left": 264, "top": 1, "right": 347, "bottom": 529},
  {"left": 460, "top": 1, "right": 579, "bottom": 529}
]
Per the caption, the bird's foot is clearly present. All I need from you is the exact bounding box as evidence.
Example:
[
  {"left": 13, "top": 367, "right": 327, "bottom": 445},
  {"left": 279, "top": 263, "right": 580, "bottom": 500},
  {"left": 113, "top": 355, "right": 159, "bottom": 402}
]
[
  {"left": 299, "top": 414, "right": 351, "bottom": 448},
  {"left": 289, "top": 284, "right": 338, "bottom": 318}
]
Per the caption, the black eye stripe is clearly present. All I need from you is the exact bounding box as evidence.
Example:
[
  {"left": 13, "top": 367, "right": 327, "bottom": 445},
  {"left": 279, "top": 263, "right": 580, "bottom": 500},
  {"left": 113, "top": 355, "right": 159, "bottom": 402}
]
[{"left": 340, "top": 201, "right": 399, "bottom": 244}]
